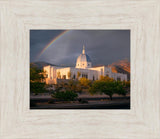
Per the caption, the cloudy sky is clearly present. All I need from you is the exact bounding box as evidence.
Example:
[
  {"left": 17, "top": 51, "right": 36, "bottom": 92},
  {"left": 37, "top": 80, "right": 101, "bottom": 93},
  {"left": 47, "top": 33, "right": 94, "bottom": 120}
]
[{"left": 30, "top": 30, "right": 130, "bottom": 67}]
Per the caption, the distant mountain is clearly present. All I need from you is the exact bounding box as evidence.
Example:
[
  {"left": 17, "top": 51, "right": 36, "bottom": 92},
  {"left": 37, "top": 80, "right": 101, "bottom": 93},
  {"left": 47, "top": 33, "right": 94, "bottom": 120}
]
[
  {"left": 30, "top": 61, "right": 56, "bottom": 70},
  {"left": 30, "top": 61, "right": 73, "bottom": 70},
  {"left": 108, "top": 59, "right": 130, "bottom": 80}
]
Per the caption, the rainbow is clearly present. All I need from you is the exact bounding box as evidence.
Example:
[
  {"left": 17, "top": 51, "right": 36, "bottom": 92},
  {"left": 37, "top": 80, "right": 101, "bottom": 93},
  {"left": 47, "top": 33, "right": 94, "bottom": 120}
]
[{"left": 36, "top": 30, "right": 69, "bottom": 60}]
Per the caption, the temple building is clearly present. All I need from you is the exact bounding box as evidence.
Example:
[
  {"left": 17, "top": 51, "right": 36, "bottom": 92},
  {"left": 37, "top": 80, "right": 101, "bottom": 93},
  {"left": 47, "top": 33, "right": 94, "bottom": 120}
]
[{"left": 43, "top": 46, "right": 127, "bottom": 84}]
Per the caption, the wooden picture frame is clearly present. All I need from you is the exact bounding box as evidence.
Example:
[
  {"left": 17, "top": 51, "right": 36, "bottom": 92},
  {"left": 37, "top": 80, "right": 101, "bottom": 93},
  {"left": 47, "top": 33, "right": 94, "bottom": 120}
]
[{"left": 0, "top": 0, "right": 160, "bottom": 138}]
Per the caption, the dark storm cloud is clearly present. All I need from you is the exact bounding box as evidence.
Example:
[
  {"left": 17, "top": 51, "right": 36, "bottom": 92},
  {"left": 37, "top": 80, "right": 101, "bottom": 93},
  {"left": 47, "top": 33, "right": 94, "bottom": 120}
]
[{"left": 30, "top": 30, "right": 130, "bottom": 66}]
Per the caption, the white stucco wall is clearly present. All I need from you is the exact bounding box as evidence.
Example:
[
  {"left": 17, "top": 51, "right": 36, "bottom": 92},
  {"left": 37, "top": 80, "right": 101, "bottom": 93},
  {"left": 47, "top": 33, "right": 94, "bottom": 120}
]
[
  {"left": 70, "top": 67, "right": 98, "bottom": 80},
  {"left": 56, "top": 67, "right": 71, "bottom": 79},
  {"left": 43, "top": 65, "right": 127, "bottom": 84},
  {"left": 75, "top": 61, "right": 92, "bottom": 69}
]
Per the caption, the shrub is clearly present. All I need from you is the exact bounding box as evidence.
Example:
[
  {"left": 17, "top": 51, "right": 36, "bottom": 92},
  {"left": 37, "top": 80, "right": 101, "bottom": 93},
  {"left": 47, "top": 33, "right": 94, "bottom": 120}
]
[
  {"left": 52, "top": 90, "right": 78, "bottom": 101},
  {"left": 30, "top": 82, "right": 46, "bottom": 94},
  {"left": 63, "top": 80, "right": 82, "bottom": 93}
]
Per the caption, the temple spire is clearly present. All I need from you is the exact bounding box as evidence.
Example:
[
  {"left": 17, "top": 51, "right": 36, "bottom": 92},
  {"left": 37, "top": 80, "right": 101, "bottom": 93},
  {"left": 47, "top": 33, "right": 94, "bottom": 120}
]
[{"left": 82, "top": 45, "right": 85, "bottom": 54}]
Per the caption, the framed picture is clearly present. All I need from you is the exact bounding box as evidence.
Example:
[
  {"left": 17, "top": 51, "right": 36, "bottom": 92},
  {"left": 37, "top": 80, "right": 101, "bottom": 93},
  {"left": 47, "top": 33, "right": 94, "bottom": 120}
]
[
  {"left": 30, "top": 29, "right": 130, "bottom": 109},
  {"left": 0, "top": 0, "right": 160, "bottom": 138}
]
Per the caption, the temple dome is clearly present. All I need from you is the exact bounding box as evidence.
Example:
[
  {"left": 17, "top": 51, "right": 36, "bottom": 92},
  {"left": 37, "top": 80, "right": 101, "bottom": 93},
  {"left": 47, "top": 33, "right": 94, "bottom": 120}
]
[
  {"left": 76, "top": 54, "right": 92, "bottom": 63},
  {"left": 75, "top": 45, "right": 92, "bottom": 69}
]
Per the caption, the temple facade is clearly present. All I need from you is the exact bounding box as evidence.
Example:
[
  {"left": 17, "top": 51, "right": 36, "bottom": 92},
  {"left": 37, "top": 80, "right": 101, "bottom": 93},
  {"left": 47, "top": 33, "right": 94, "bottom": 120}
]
[{"left": 43, "top": 46, "right": 127, "bottom": 84}]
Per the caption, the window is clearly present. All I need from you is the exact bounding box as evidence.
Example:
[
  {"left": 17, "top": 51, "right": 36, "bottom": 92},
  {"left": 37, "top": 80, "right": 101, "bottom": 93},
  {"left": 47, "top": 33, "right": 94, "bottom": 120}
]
[
  {"left": 93, "top": 76, "right": 95, "bottom": 81},
  {"left": 88, "top": 64, "right": 90, "bottom": 66},
  {"left": 73, "top": 74, "right": 75, "bottom": 79},
  {"left": 82, "top": 74, "right": 88, "bottom": 79}
]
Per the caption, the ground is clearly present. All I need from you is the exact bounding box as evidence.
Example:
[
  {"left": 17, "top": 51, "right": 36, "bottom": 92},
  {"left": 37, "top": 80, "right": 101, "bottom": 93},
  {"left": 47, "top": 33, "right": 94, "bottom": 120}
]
[{"left": 30, "top": 93, "right": 130, "bottom": 109}]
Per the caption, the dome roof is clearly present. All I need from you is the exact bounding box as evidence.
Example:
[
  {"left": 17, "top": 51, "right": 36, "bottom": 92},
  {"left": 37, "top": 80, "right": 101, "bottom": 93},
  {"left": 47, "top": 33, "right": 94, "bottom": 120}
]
[
  {"left": 75, "top": 45, "right": 92, "bottom": 69},
  {"left": 76, "top": 54, "right": 92, "bottom": 63}
]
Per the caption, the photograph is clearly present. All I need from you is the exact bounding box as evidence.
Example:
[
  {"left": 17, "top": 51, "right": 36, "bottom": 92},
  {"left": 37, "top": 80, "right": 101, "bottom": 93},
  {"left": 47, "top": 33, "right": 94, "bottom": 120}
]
[{"left": 30, "top": 30, "right": 130, "bottom": 109}]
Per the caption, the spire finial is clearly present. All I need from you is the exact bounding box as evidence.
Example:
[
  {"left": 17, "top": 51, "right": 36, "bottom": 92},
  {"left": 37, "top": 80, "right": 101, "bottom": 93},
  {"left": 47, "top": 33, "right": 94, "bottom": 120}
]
[{"left": 82, "top": 45, "right": 85, "bottom": 54}]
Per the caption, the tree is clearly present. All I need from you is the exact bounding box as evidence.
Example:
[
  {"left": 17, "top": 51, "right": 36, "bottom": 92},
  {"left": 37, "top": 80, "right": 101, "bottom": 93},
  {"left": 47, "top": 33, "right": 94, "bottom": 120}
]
[
  {"left": 67, "top": 80, "right": 82, "bottom": 93},
  {"left": 77, "top": 71, "right": 81, "bottom": 79},
  {"left": 89, "top": 79, "right": 127, "bottom": 100},
  {"left": 79, "top": 77, "right": 91, "bottom": 88},
  {"left": 54, "top": 79, "right": 82, "bottom": 94},
  {"left": 125, "top": 81, "right": 130, "bottom": 88},
  {"left": 30, "top": 64, "right": 47, "bottom": 94},
  {"left": 115, "top": 82, "right": 127, "bottom": 96},
  {"left": 30, "top": 65, "right": 46, "bottom": 82},
  {"left": 30, "top": 82, "right": 46, "bottom": 94},
  {"left": 99, "top": 75, "right": 114, "bottom": 82},
  {"left": 67, "top": 71, "right": 71, "bottom": 79}
]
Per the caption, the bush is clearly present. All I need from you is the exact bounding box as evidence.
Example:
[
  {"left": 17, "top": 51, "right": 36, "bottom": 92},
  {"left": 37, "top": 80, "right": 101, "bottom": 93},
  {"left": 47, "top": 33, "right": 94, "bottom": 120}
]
[
  {"left": 52, "top": 90, "right": 78, "bottom": 101},
  {"left": 30, "top": 82, "right": 46, "bottom": 94}
]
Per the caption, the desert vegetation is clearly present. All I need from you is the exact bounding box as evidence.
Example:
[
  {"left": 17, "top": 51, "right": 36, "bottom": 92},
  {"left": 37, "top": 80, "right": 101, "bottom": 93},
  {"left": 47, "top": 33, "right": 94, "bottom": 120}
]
[
  {"left": 30, "top": 64, "right": 47, "bottom": 95},
  {"left": 30, "top": 64, "right": 130, "bottom": 102}
]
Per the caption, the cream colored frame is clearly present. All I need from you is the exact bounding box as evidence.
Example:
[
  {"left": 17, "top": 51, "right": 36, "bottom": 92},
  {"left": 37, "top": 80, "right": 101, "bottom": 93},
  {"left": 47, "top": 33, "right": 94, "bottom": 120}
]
[{"left": 0, "top": 0, "right": 160, "bottom": 138}]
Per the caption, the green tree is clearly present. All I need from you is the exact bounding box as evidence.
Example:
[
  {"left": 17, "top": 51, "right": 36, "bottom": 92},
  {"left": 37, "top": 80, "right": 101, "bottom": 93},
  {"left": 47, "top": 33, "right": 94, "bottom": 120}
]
[
  {"left": 30, "top": 65, "right": 46, "bottom": 82},
  {"left": 115, "top": 82, "right": 127, "bottom": 96},
  {"left": 30, "top": 82, "right": 46, "bottom": 94},
  {"left": 125, "top": 81, "right": 130, "bottom": 88},
  {"left": 89, "top": 80, "right": 127, "bottom": 100},
  {"left": 30, "top": 64, "right": 47, "bottom": 94}
]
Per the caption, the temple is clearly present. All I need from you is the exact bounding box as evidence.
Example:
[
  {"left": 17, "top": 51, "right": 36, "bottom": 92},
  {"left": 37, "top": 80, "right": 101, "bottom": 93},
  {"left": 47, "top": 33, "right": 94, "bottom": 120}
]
[{"left": 43, "top": 45, "right": 127, "bottom": 84}]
